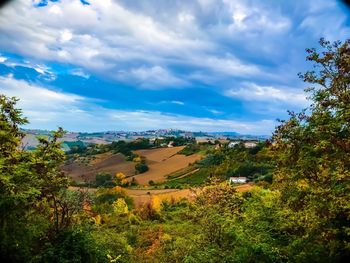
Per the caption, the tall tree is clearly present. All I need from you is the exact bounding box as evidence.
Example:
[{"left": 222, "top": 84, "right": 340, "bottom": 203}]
[
  {"left": 0, "top": 95, "right": 69, "bottom": 261},
  {"left": 272, "top": 39, "right": 350, "bottom": 261}
]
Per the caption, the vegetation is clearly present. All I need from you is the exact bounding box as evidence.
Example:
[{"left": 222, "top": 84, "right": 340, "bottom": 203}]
[
  {"left": 135, "top": 162, "right": 149, "bottom": 174},
  {"left": 66, "top": 136, "right": 196, "bottom": 161},
  {"left": 163, "top": 140, "right": 274, "bottom": 187},
  {"left": 94, "top": 172, "right": 116, "bottom": 188},
  {"left": 1, "top": 39, "right": 350, "bottom": 262},
  {"left": 153, "top": 136, "right": 195, "bottom": 147},
  {"left": 133, "top": 156, "right": 149, "bottom": 174},
  {"left": 178, "top": 143, "right": 201, "bottom": 156},
  {"left": 0, "top": 95, "right": 105, "bottom": 261}
]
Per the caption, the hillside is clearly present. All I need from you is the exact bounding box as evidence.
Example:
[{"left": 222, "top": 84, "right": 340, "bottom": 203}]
[
  {"left": 62, "top": 152, "right": 135, "bottom": 182},
  {"left": 132, "top": 146, "right": 201, "bottom": 185}
]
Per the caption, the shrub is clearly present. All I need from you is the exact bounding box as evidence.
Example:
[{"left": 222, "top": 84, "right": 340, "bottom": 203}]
[
  {"left": 135, "top": 162, "right": 149, "bottom": 174},
  {"left": 94, "top": 172, "right": 116, "bottom": 188}
]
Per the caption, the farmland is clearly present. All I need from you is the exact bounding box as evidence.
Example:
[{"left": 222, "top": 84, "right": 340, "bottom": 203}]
[
  {"left": 132, "top": 146, "right": 201, "bottom": 185},
  {"left": 62, "top": 152, "right": 135, "bottom": 182},
  {"left": 62, "top": 146, "right": 201, "bottom": 185}
]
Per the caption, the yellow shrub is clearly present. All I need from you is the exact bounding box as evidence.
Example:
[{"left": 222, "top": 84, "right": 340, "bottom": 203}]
[
  {"left": 115, "top": 172, "right": 126, "bottom": 180},
  {"left": 151, "top": 196, "right": 161, "bottom": 212},
  {"left": 112, "top": 198, "right": 129, "bottom": 215},
  {"left": 133, "top": 156, "right": 142, "bottom": 162}
]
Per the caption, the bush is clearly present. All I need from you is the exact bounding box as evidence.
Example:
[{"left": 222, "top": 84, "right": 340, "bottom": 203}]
[
  {"left": 135, "top": 162, "right": 149, "bottom": 174},
  {"left": 35, "top": 229, "right": 107, "bottom": 263},
  {"left": 94, "top": 173, "right": 116, "bottom": 188}
]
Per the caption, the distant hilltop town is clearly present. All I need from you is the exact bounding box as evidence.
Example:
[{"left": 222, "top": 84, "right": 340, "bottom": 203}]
[{"left": 21, "top": 128, "right": 269, "bottom": 151}]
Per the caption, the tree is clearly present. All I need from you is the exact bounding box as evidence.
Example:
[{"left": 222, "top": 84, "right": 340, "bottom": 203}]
[
  {"left": 135, "top": 162, "right": 149, "bottom": 174},
  {"left": 0, "top": 95, "right": 35, "bottom": 261},
  {"left": 0, "top": 94, "right": 94, "bottom": 261},
  {"left": 114, "top": 172, "right": 128, "bottom": 186},
  {"left": 272, "top": 39, "right": 350, "bottom": 261},
  {"left": 95, "top": 172, "right": 115, "bottom": 188}
]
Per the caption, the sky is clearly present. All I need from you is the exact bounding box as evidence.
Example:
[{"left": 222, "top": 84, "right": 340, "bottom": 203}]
[{"left": 0, "top": 0, "right": 349, "bottom": 135}]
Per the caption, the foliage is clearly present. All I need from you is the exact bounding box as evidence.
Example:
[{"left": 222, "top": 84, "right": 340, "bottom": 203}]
[
  {"left": 135, "top": 162, "right": 149, "bottom": 174},
  {"left": 66, "top": 141, "right": 87, "bottom": 154},
  {"left": 132, "top": 155, "right": 149, "bottom": 174},
  {"left": 0, "top": 94, "right": 100, "bottom": 262},
  {"left": 114, "top": 172, "right": 128, "bottom": 186},
  {"left": 33, "top": 229, "right": 108, "bottom": 263},
  {"left": 109, "top": 139, "right": 151, "bottom": 159},
  {"left": 94, "top": 172, "right": 116, "bottom": 188},
  {"left": 271, "top": 38, "right": 350, "bottom": 261},
  {"left": 152, "top": 136, "right": 195, "bottom": 147},
  {"left": 178, "top": 143, "right": 200, "bottom": 156}
]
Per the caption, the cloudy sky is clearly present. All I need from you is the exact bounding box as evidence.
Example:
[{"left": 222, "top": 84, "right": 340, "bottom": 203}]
[{"left": 0, "top": 0, "right": 349, "bottom": 134}]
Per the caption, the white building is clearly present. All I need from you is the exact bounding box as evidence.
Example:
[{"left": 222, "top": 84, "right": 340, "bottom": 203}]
[
  {"left": 229, "top": 177, "right": 247, "bottom": 184},
  {"left": 228, "top": 141, "right": 240, "bottom": 148},
  {"left": 244, "top": 142, "right": 257, "bottom": 148}
]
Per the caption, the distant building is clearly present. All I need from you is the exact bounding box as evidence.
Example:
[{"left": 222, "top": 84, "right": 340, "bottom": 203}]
[
  {"left": 228, "top": 141, "right": 240, "bottom": 148},
  {"left": 229, "top": 177, "right": 247, "bottom": 184},
  {"left": 167, "top": 141, "right": 174, "bottom": 147},
  {"left": 218, "top": 138, "right": 229, "bottom": 144},
  {"left": 244, "top": 142, "right": 257, "bottom": 148},
  {"left": 196, "top": 137, "right": 212, "bottom": 144}
]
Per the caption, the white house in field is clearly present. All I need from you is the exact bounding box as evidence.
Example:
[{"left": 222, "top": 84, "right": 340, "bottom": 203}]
[
  {"left": 229, "top": 177, "right": 247, "bottom": 184},
  {"left": 228, "top": 141, "right": 240, "bottom": 148},
  {"left": 244, "top": 142, "right": 257, "bottom": 148}
]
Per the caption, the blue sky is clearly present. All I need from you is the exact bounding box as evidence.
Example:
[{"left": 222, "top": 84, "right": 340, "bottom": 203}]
[{"left": 0, "top": 0, "right": 349, "bottom": 134}]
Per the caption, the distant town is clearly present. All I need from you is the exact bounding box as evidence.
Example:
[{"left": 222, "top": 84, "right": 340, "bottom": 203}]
[{"left": 22, "top": 128, "right": 269, "bottom": 151}]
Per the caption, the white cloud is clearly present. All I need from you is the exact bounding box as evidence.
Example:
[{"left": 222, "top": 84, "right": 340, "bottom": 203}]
[
  {"left": 0, "top": 0, "right": 265, "bottom": 87},
  {"left": 0, "top": 76, "right": 83, "bottom": 121},
  {"left": 33, "top": 64, "right": 56, "bottom": 80},
  {"left": 0, "top": 55, "right": 7, "bottom": 63},
  {"left": 48, "top": 4, "right": 63, "bottom": 15},
  {"left": 299, "top": 12, "right": 350, "bottom": 41},
  {"left": 160, "top": 100, "right": 185, "bottom": 105},
  {"left": 207, "top": 109, "right": 223, "bottom": 115},
  {"left": 70, "top": 68, "right": 90, "bottom": 79},
  {"left": 120, "top": 66, "right": 187, "bottom": 89},
  {"left": 224, "top": 0, "right": 291, "bottom": 33},
  {"left": 170, "top": 100, "right": 184, "bottom": 105},
  {"left": 0, "top": 75, "right": 275, "bottom": 134},
  {"left": 0, "top": 56, "right": 56, "bottom": 80},
  {"left": 226, "top": 82, "right": 307, "bottom": 106},
  {"left": 195, "top": 55, "right": 261, "bottom": 77},
  {"left": 59, "top": 29, "right": 73, "bottom": 43}
]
